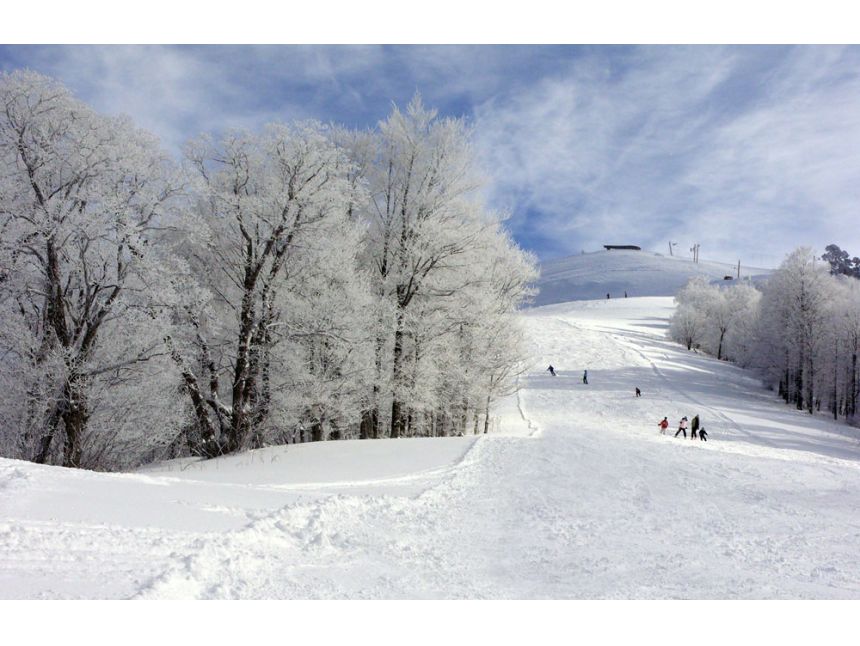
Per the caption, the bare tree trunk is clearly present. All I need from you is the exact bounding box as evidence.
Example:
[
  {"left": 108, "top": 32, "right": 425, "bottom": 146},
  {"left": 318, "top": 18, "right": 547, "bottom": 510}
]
[
  {"left": 34, "top": 397, "right": 65, "bottom": 465},
  {"left": 361, "top": 333, "right": 386, "bottom": 439},
  {"left": 405, "top": 408, "right": 414, "bottom": 437},
  {"left": 248, "top": 296, "right": 274, "bottom": 437},
  {"left": 795, "top": 348, "right": 805, "bottom": 411},
  {"left": 849, "top": 348, "right": 858, "bottom": 420},
  {"left": 311, "top": 414, "right": 325, "bottom": 442},
  {"left": 33, "top": 242, "right": 72, "bottom": 463},
  {"left": 61, "top": 375, "right": 89, "bottom": 468},
  {"left": 833, "top": 339, "right": 839, "bottom": 420},
  {"left": 389, "top": 311, "right": 406, "bottom": 438},
  {"left": 360, "top": 408, "right": 376, "bottom": 440},
  {"left": 228, "top": 289, "right": 257, "bottom": 452},
  {"left": 165, "top": 336, "right": 219, "bottom": 458}
]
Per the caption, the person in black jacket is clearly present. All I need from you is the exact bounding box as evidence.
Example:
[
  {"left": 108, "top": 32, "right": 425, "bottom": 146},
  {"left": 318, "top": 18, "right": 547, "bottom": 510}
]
[
  {"left": 547, "top": 365, "right": 556, "bottom": 377},
  {"left": 699, "top": 427, "right": 708, "bottom": 442},
  {"left": 690, "top": 414, "right": 700, "bottom": 440}
]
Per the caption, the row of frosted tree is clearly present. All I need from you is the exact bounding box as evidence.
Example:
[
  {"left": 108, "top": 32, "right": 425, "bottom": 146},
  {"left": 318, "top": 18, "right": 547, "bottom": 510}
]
[
  {"left": 0, "top": 70, "right": 537, "bottom": 470},
  {"left": 670, "top": 248, "right": 860, "bottom": 424}
]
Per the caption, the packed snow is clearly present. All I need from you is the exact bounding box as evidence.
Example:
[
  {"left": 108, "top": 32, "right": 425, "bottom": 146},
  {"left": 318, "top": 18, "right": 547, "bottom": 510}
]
[
  {"left": 535, "top": 249, "right": 771, "bottom": 305},
  {"left": 2, "top": 295, "right": 860, "bottom": 599}
]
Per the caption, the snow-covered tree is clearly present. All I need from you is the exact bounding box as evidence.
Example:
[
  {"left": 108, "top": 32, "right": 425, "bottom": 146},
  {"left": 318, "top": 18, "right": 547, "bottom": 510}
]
[
  {"left": 820, "top": 278, "right": 860, "bottom": 421},
  {"left": 669, "top": 304, "right": 706, "bottom": 351},
  {"left": 670, "top": 248, "right": 859, "bottom": 427},
  {"left": 671, "top": 276, "right": 761, "bottom": 361},
  {"left": 721, "top": 283, "right": 761, "bottom": 363},
  {"left": 169, "top": 122, "right": 371, "bottom": 454},
  {"left": 1, "top": 72, "right": 538, "bottom": 468},
  {"left": 0, "top": 70, "right": 185, "bottom": 468},
  {"left": 352, "top": 96, "right": 536, "bottom": 439},
  {"left": 757, "top": 248, "right": 830, "bottom": 412}
]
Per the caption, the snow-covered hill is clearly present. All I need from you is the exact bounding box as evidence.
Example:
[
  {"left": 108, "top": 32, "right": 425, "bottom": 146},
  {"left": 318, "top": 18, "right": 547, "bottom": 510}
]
[
  {"left": 534, "top": 249, "right": 772, "bottom": 305},
  {"left": 3, "top": 296, "right": 859, "bottom": 599}
]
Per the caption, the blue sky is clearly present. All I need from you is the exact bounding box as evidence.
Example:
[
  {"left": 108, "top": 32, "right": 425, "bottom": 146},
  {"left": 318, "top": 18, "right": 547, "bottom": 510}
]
[{"left": 2, "top": 44, "right": 859, "bottom": 267}]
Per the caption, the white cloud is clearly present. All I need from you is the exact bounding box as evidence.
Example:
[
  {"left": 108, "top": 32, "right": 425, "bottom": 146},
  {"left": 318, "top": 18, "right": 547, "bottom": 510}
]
[
  {"left": 473, "top": 45, "right": 860, "bottom": 266},
  {"left": 6, "top": 45, "right": 859, "bottom": 266},
  {"left": 10, "top": 45, "right": 388, "bottom": 150}
]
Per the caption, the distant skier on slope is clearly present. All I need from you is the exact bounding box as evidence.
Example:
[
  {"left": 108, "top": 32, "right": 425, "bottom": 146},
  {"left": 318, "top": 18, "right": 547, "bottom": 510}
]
[
  {"left": 690, "top": 414, "right": 700, "bottom": 440},
  {"left": 674, "top": 416, "right": 689, "bottom": 438},
  {"left": 658, "top": 417, "right": 669, "bottom": 434},
  {"left": 547, "top": 365, "right": 556, "bottom": 377},
  {"left": 582, "top": 370, "right": 588, "bottom": 384},
  {"left": 699, "top": 427, "right": 708, "bottom": 441},
  {"left": 635, "top": 387, "right": 641, "bottom": 397}
]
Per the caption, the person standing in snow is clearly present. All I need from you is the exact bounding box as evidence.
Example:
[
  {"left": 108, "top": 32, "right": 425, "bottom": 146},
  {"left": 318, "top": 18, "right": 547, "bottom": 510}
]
[
  {"left": 699, "top": 427, "right": 708, "bottom": 442},
  {"left": 582, "top": 370, "right": 588, "bottom": 384},
  {"left": 547, "top": 365, "right": 556, "bottom": 377},
  {"left": 635, "top": 387, "right": 641, "bottom": 397},
  {"left": 658, "top": 417, "right": 669, "bottom": 434},
  {"left": 606, "top": 293, "right": 610, "bottom": 299},
  {"left": 690, "top": 414, "right": 700, "bottom": 439},
  {"left": 674, "top": 416, "right": 689, "bottom": 438}
]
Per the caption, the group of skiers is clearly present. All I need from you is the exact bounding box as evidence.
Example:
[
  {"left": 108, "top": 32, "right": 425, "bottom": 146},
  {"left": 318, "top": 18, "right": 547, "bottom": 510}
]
[
  {"left": 546, "top": 364, "right": 711, "bottom": 441},
  {"left": 658, "top": 415, "right": 708, "bottom": 441}
]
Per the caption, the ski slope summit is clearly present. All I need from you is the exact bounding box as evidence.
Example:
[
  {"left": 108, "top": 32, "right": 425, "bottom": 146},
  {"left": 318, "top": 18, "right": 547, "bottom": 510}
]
[{"left": 534, "top": 249, "right": 771, "bottom": 305}]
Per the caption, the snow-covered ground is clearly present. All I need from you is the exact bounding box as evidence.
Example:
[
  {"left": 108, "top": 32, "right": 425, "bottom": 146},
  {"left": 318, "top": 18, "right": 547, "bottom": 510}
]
[
  {"left": 535, "top": 249, "right": 771, "bottom": 305},
  {"left": 2, "top": 297, "right": 860, "bottom": 599}
]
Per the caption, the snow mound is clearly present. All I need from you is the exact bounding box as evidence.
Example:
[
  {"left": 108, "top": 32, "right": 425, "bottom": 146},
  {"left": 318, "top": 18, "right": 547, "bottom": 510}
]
[{"left": 533, "top": 249, "right": 771, "bottom": 305}]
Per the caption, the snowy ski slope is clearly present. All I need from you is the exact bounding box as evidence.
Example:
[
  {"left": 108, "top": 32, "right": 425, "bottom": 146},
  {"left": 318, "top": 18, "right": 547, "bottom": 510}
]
[
  {"left": 2, "top": 262, "right": 859, "bottom": 599},
  {"left": 535, "top": 249, "right": 771, "bottom": 305}
]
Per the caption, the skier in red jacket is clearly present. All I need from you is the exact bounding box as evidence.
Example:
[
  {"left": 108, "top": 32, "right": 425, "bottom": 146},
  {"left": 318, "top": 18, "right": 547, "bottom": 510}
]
[{"left": 658, "top": 417, "right": 669, "bottom": 435}]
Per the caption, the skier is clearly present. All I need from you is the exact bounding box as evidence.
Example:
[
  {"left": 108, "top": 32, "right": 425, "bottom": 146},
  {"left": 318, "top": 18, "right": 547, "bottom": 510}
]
[
  {"left": 582, "top": 370, "right": 588, "bottom": 384},
  {"left": 547, "top": 365, "right": 556, "bottom": 377},
  {"left": 699, "top": 427, "right": 708, "bottom": 442},
  {"left": 635, "top": 387, "right": 641, "bottom": 397},
  {"left": 606, "top": 293, "right": 610, "bottom": 299},
  {"left": 624, "top": 291, "right": 628, "bottom": 298},
  {"left": 690, "top": 414, "right": 700, "bottom": 440},
  {"left": 674, "top": 416, "right": 689, "bottom": 438},
  {"left": 658, "top": 416, "right": 669, "bottom": 435}
]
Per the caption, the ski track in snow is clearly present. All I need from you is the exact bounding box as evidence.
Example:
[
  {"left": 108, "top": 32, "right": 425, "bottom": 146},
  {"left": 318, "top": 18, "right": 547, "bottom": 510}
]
[{"left": 3, "top": 297, "right": 860, "bottom": 599}]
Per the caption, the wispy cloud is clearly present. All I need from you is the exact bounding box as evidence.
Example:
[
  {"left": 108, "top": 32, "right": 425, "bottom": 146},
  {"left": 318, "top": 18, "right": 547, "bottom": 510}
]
[
  {"left": 473, "top": 45, "right": 860, "bottom": 266},
  {"left": 0, "top": 45, "right": 380, "bottom": 146},
  {"left": 2, "top": 45, "right": 859, "bottom": 266}
]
